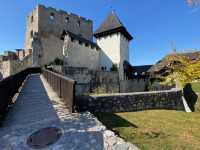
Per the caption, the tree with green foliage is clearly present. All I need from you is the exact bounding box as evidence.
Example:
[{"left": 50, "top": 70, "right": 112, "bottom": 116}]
[{"left": 161, "top": 54, "right": 200, "bottom": 87}]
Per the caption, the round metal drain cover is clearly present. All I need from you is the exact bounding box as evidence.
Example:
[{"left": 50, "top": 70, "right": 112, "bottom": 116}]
[{"left": 27, "top": 127, "right": 62, "bottom": 149}]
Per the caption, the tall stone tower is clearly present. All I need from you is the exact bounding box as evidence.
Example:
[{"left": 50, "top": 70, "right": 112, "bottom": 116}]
[
  {"left": 24, "top": 5, "right": 93, "bottom": 66},
  {"left": 94, "top": 12, "right": 133, "bottom": 80}
]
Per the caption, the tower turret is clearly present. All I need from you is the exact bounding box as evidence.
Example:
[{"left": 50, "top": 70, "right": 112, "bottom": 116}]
[{"left": 94, "top": 12, "right": 133, "bottom": 80}]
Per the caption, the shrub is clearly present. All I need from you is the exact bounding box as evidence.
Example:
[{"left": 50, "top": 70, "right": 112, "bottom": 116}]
[{"left": 110, "top": 64, "right": 118, "bottom": 72}]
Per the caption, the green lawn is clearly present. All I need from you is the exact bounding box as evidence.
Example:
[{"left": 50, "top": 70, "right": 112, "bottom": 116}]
[
  {"left": 95, "top": 111, "right": 200, "bottom": 150},
  {"left": 95, "top": 82, "right": 200, "bottom": 149},
  {"left": 191, "top": 82, "right": 200, "bottom": 94}
]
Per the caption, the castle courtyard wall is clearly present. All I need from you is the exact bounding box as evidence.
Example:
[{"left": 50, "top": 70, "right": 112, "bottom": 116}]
[{"left": 75, "top": 89, "right": 185, "bottom": 113}]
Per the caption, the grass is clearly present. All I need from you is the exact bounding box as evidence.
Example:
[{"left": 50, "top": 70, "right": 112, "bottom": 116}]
[
  {"left": 190, "top": 82, "right": 200, "bottom": 94},
  {"left": 95, "top": 82, "right": 200, "bottom": 150},
  {"left": 95, "top": 111, "right": 200, "bottom": 150}
]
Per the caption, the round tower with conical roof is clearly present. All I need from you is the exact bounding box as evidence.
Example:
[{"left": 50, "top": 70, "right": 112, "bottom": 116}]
[{"left": 94, "top": 12, "right": 133, "bottom": 80}]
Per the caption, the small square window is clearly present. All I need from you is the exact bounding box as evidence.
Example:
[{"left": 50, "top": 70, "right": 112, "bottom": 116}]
[
  {"left": 50, "top": 13, "right": 55, "bottom": 20},
  {"left": 30, "top": 31, "right": 33, "bottom": 38},
  {"left": 65, "top": 17, "right": 69, "bottom": 23},
  {"left": 77, "top": 20, "right": 81, "bottom": 27}
]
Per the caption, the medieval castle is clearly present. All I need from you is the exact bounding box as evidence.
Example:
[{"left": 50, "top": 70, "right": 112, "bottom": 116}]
[{"left": 0, "top": 5, "right": 150, "bottom": 94}]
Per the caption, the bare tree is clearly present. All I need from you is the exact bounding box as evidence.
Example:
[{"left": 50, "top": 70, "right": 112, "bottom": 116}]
[{"left": 187, "top": 0, "right": 200, "bottom": 6}]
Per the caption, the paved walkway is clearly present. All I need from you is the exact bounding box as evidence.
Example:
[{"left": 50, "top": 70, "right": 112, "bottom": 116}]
[{"left": 0, "top": 74, "right": 139, "bottom": 150}]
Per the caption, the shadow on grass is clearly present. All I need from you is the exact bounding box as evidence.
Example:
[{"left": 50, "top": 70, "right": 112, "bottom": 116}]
[
  {"left": 183, "top": 83, "right": 198, "bottom": 112},
  {"left": 94, "top": 113, "right": 138, "bottom": 129}
]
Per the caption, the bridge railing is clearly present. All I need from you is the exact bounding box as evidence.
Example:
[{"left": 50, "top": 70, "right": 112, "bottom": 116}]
[
  {"left": 42, "top": 69, "right": 76, "bottom": 113},
  {"left": 0, "top": 67, "right": 41, "bottom": 114}
]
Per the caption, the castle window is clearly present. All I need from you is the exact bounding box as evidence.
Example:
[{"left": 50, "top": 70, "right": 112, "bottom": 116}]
[
  {"left": 79, "top": 41, "right": 82, "bottom": 45},
  {"left": 30, "top": 31, "right": 33, "bottom": 38},
  {"left": 31, "top": 16, "right": 34, "bottom": 23},
  {"left": 65, "top": 17, "right": 69, "bottom": 23},
  {"left": 50, "top": 13, "right": 55, "bottom": 20},
  {"left": 71, "top": 37, "right": 74, "bottom": 42},
  {"left": 77, "top": 20, "right": 81, "bottom": 27},
  {"left": 85, "top": 43, "right": 89, "bottom": 47}
]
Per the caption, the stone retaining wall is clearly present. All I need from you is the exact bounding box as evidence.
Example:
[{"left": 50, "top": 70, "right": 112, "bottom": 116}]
[{"left": 75, "top": 89, "right": 185, "bottom": 113}]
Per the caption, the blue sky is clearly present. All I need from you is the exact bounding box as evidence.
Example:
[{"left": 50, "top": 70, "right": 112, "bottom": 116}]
[{"left": 0, "top": 0, "right": 200, "bottom": 65}]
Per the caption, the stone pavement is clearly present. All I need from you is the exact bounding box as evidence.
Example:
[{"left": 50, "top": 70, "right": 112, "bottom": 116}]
[{"left": 0, "top": 74, "right": 139, "bottom": 150}]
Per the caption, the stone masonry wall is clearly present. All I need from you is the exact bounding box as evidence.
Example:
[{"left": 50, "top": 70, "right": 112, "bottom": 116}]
[
  {"left": 63, "top": 34, "right": 100, "bottom": 70},
  {"left": 0, "top": 61, "right": 11, "bottom": 79},
  {"left": 24, "top": 5, "right": 93, "bottom": 66},
  {"left": 120, "top": 79, "right": 149, "bottom": 93},
  {"left": 0, "top": 55, "right": 32, "bottom": 79},
  {"left": 64, "top": 67, "right": 120, "bottom": 95},
  {"left": 75, "top": 89, "right": 185, "bottom": 113},
  {"left": 9, "top": 55, "right": 33, "bottom": 75},
  {"left": 25, "top": 5, "right": 93, "bottom": 49}
]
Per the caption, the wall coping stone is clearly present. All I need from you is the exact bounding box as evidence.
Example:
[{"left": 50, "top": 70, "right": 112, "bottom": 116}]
[{"left": 90, "top": 88, "right": 182, "bottom": 97}]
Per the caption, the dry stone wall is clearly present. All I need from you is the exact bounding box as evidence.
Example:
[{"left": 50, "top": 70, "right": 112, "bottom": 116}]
[{"left": 75, "top": 89, "right": 185, "bottom": 113}]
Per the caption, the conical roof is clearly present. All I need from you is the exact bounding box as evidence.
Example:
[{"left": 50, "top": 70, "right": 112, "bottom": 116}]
[{"left": 94, "top": 12, "right": 133, "bottom": 40}]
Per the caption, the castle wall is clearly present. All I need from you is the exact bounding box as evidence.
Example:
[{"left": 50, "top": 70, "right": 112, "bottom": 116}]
[
  {"left": 119, "top": 34, "right": 129, "bottom": 80},
  {"left": 24, "top": 7, "right": 39, "bottom": 49},
  {"left": 76, "top": 89, "right": 185, "bottom": 113},
  {"left": 16, "top": 49, "right": 32, "bottom": 60},
  {"left": 24, "top": 5, "right": 93, "bottom": 66},
  {"left": 0, "top": 55, "right": 32, "bottom": 79},
  {"left": 40, "top": 34, "right": 64, "bottom": 65},
  {"left": 0, "top": 61, "right": 11, "bottom": 79},
  {"left": 97, "top": 33, "right": 130, "bottom": 80},
  {"left": 63, "top": 67, "right": 119, "bottom": 95},
  {"left": 97, "top": 34, "right": 120, "bottom": 70},
  {"left": 120, "top": 79, "right": 149, "bottom": 93},
  {"left": 9, "top": 55, "right": 33, "bottom": 75},
  {"left": 37, "top": 5, "right": 93, "bottom": 41},
  {"left": 63, "top": 35, "right": 100, "bottom": 70}
]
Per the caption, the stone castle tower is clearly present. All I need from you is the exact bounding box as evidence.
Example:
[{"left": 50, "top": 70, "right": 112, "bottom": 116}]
[
  {"left": 24, "top": 5, "right": 133, "bottom": 80},
  {"left": 94, "top": 12, "right": 133, "bottom": 80},
  {"left": 24, "top": 5, "right": 93, "bottom": 66}
]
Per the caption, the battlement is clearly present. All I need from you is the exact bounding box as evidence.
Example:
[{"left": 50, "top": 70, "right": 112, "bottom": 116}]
[
  {"left": 35, "top": 4, "right": 92, "bottom": 23},
  {"left": 25, "top": 4, "right": 93, "bottom": 51}
]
